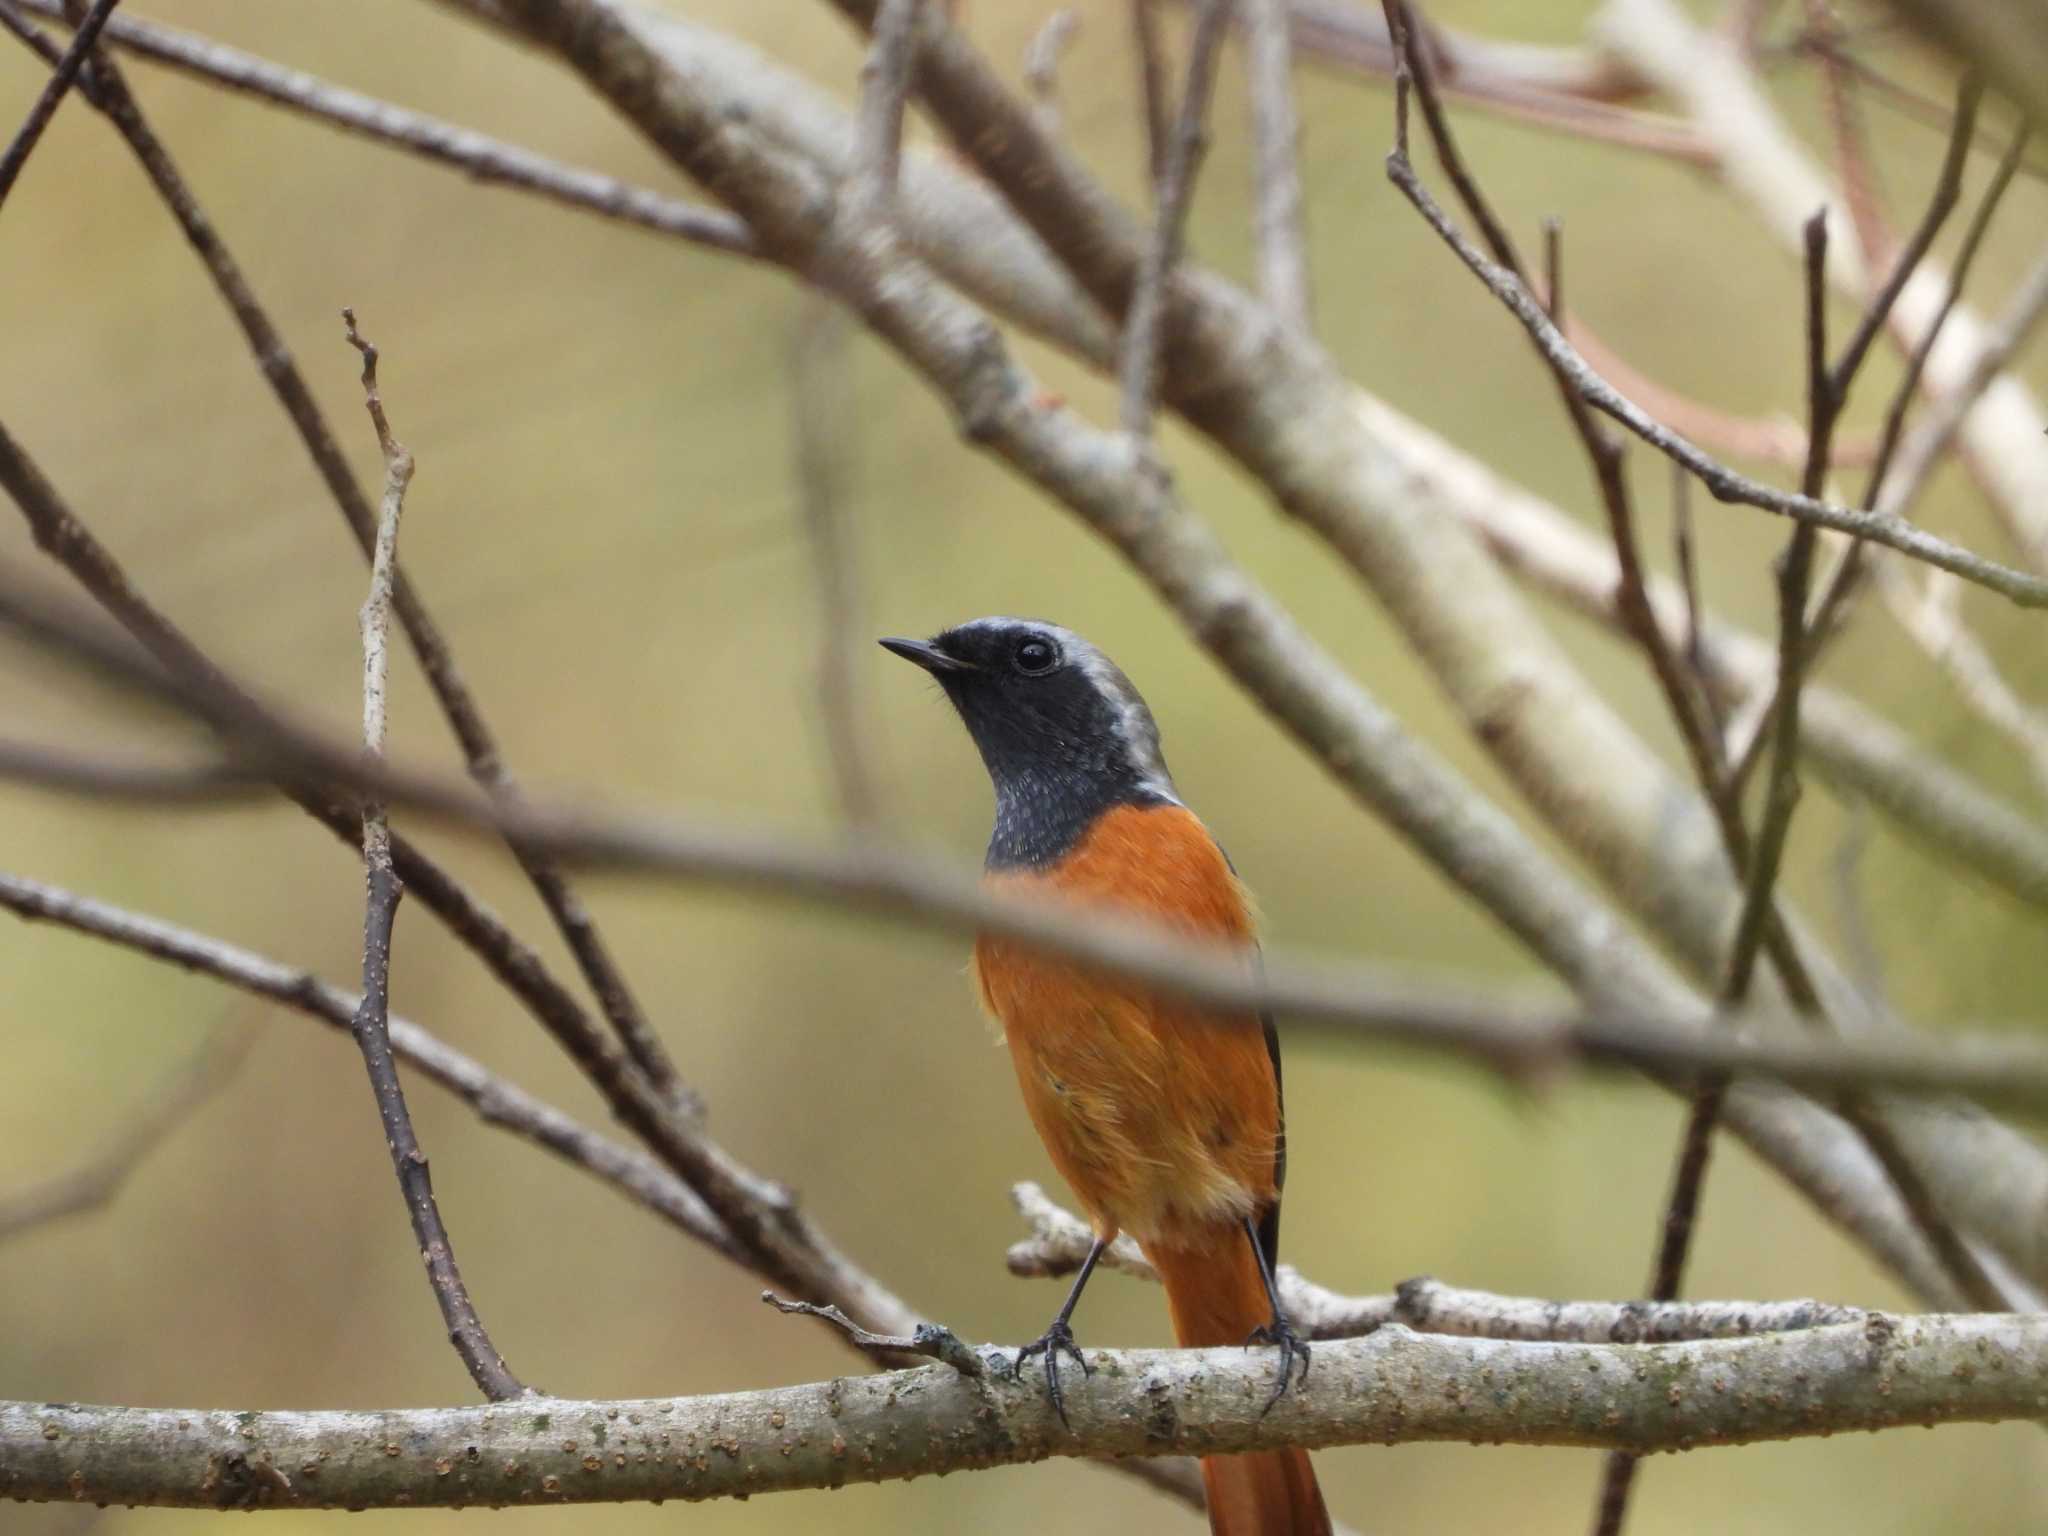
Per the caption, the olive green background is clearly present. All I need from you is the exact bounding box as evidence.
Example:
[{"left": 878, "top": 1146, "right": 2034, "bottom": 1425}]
[{"left": 3, "top": 1, "right": 2045, "bottom": 1531}]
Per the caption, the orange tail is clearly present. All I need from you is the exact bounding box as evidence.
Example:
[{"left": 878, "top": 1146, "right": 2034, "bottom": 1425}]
[{"left": 1148, "top": 1236, "right": 1332, "bottom": 1536}]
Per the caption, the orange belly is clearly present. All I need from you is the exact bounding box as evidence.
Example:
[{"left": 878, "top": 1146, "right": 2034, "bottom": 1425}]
[{"left": 972, "top": 803, "right": 1280, "bottom": 1250}]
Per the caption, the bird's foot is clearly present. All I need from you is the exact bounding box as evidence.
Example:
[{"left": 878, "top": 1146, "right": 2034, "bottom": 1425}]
[
  {"left": 1244, "top": 1313, "right": 1311, "bottom": 1417},
  {"left": 1010, "top": 1317, "right": 1090, "bottom": 1428}
]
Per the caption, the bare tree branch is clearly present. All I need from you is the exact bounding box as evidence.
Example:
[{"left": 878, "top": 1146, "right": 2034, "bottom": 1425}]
[
  {"left": 1005, "top": 1182, "right": 1871, "bottom": 1344},
  {"left": 339, "top": 310, "right": 526, "bottom": 1403},
  {"left": 6, "top": 1310, "right": 2047, "bottom": 1508}
]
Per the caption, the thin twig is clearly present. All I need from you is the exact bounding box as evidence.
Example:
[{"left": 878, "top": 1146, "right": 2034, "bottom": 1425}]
[
  {"left": 1022, "top": 10, "right": 1081, "bottom": 135},
  {"left": 761, "top": 1293, "right": 986, "bottom": 1376},
  {"left": 1670, "top": 463, "right": 1719, "bottom": 737},
  {"left": 0, "top": 1022, "right": 256, "bottom": 1240},
  {"left": 1864, "top": 117, "right": 2028, "bottom": 511},
  {"left": 1244, "top": 0, "right": 1311, "bottom": 333},
  {"left": 341, "top": 311, "right": 524, "bottom": 1403},
  {"left": 1120, "top": 0, "right": 1232, "bottom": 441},
  {"left": 0, "top": 0, "right": 119, "bottom": 208}
]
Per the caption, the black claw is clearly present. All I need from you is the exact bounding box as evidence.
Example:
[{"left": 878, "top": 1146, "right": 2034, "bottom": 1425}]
[
  {"left": 1012, "top": 1318, "right": 1090, "bottom": 1428},
  {"left": 1244, "top": 1315, "right": 1312, "bottom": 1417}
]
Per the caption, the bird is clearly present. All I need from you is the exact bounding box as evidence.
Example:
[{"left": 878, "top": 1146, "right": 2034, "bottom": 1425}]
[{"left": 882, "top": 617, "right": 1331, "bottom": 1536}]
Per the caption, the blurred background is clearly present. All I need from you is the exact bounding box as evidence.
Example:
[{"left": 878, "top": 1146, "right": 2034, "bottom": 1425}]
[{"left": 3, "top": 0, "right": 2045, "bottom": 1530}]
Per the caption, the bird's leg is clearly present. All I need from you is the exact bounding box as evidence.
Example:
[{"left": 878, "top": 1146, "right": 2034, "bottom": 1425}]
[
  {"left": 1010, "top": 1234, "right": 1104, "bottom": 1428},
  {"left": 1241, "top": 1214, "right": 1311, "bottom": 1415}
]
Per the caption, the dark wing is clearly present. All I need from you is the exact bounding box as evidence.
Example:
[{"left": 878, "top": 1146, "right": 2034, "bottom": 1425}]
[
  {"left": 1256, "top": 995, "right": 1286, "bottom": 1270},
  {"left": 1215, "top": 839, "right": 1287, "bottom": 1270}
]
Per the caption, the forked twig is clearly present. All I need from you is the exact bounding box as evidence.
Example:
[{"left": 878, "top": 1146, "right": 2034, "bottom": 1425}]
[{"left": 761, "top": 1292, "right": 986, "bottom": 1376}]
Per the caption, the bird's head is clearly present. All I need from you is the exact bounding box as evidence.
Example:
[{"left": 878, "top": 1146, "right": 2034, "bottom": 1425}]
[{"left": 881, "top": 617, "right": 1180, "bottom": 865}]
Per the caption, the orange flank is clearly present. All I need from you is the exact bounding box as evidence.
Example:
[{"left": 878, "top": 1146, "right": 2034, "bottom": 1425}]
[{"left": 973, "top": 802, "right": 1330, "bottom": 1536}]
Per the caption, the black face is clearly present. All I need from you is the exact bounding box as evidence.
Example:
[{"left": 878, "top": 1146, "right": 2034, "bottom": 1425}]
[{"left": 880, "top": 619, "right": 1177, "bottom": 868}]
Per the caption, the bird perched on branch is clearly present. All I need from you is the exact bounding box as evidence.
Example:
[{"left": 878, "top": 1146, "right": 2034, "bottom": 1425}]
[{"left": 883, "top": 617, "right": 1330, "bottom": 1536}]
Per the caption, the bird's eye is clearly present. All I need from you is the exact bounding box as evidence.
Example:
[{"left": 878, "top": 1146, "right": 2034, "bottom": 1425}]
[{"left": 1014, "top": 636, "right": 1058, "bottom": 675}]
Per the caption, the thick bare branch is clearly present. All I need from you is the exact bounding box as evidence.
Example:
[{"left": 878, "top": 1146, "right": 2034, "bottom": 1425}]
[{"left": 6, "top": 1311, "right": 2046, "bottom": 1508}]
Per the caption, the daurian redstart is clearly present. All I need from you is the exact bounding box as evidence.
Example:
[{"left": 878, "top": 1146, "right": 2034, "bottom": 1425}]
[{"left": 884, "top": 617, "right": 1330, "bottom": 1536}]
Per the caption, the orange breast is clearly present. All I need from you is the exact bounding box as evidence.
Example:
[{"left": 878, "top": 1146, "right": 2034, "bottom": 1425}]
[{"left": 972, "top": 803, "right": 1280, "bottom": 1250}]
